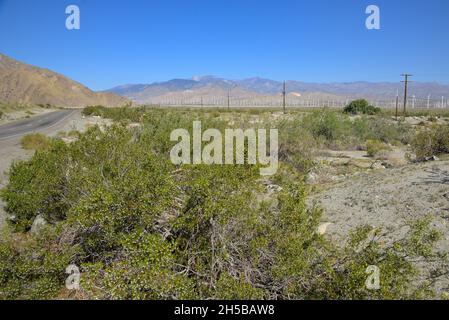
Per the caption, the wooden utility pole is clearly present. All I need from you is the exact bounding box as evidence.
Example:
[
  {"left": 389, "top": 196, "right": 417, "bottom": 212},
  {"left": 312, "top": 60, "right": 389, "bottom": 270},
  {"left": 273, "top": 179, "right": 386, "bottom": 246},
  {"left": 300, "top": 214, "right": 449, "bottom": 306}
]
[
  {"left": 282, "top": 81, "right": 286, "bottom": 114},
  {"left": 401, "top": 74, "right": 412, "bottom": 116},
  {"left": 395, "top": 89, "right": 399, "bottom": 121}
]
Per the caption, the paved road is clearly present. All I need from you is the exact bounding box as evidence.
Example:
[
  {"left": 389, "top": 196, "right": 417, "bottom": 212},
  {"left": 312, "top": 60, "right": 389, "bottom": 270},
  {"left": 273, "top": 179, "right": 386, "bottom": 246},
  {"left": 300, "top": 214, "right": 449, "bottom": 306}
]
[
  {"left": 0, "top": 109, "right": 76, "bottom": 140},
  {"left": 0, "top": 109, "right": 79, "bottom": 228}
]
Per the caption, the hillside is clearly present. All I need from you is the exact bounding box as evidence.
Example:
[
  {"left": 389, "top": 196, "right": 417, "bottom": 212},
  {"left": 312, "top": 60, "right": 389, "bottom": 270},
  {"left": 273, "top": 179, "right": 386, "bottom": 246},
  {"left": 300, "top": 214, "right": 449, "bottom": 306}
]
[{"left": 0, "top": 54, "right": 129, "bottom": 108}]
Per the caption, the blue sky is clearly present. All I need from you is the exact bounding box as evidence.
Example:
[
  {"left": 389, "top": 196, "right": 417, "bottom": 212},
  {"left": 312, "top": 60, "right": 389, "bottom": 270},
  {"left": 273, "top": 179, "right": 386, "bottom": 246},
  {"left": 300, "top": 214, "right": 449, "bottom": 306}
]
[{"left": 1, "top": 0, "right": 449, "bottom": 90}]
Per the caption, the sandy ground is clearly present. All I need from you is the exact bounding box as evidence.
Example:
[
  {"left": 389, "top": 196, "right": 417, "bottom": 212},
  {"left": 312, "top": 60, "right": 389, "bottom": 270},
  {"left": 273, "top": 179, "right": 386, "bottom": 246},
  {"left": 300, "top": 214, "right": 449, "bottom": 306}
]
[
  {"left": 0, "top": 106, "right": 58, "bottom": 125},
  {"left": 0, "top": 111, "right": 112, "bottom": 228},
  {"left": 309, "top": 159, "right": 449, "bottom": 293}
]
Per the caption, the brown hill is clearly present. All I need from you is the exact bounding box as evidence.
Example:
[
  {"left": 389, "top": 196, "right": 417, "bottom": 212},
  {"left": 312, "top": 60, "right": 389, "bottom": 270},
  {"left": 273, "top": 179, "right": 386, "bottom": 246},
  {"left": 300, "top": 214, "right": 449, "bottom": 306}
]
[{"left": 0, "top": 54, "right": 128, "bottom": 108}]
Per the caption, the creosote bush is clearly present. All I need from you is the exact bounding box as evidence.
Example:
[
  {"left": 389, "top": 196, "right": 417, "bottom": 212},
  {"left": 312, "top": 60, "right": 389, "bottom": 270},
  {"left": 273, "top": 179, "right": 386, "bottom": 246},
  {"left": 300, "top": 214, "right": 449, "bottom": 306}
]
[
  {"left": 344, "top": 99, "right": 380, "bottom": 115},
  {"left": 411, "top": 124, "right": 449, "bottom": 160},
  {"left": 299, "top": 108, "right": 411, "bottom": 150},
  {"left": 0, "top": 109, "right": 445, "bottom": 299},
  {"left": 366, "top": 139, "right": 391, "bottom": 157}
]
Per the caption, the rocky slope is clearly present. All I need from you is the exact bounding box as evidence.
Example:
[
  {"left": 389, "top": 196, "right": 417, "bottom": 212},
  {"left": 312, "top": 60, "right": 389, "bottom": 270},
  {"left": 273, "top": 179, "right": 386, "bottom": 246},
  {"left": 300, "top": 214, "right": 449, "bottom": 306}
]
[{"left": 0, "top": 54, "right": 129, "bottom": 108}]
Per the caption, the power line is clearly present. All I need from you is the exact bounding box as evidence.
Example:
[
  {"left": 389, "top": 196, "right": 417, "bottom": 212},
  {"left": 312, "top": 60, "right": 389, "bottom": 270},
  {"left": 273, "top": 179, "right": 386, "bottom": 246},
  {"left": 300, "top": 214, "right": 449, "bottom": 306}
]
[
  {"left": 395, "top": 89, "right": 399, "bottom": 121},
  {"left": 401, "top": 74, "right": 412, "bottom": 116},
  {"left": 282, "top": 81, "right": 286, "bottom": 114}
]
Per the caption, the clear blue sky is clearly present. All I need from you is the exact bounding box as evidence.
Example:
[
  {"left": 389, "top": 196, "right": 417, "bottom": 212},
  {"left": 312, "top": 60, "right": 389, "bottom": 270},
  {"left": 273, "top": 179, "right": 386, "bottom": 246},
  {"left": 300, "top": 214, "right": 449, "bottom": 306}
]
[{"left": 1, "top": 0, "right": 449, "bottom": 90}]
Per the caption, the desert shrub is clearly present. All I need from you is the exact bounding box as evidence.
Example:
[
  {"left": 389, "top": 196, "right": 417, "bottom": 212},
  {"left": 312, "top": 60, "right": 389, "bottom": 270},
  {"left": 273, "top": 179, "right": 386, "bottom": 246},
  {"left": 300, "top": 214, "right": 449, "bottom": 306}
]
[
  {"left": 37, "top": 104, "right": 54, "bottom": 109},
  {"left": 0, "top": 110, "right": 3, "bottom": 119},
  {"left": 20, "top": 133, "right": 51, "bottom": 151},
  {"left": 2, "top": 140, "right": 70, "bottom": 231},
  {"left": 83, "top": 105, "right": 146, "bottom": 123},
  {"left": 277, "top": 118, "right": 315, "bottom": 173},
  {"left": 80, "top": 232, "right": 196, "bottom": 299},
  {"left": 302, "top": 108, "right": 351, "bottom": 142},
  {"left": 82, "top": 105, "right": 105, "bottom": 116},
  {"left": 344, "top": 99, "right": 380, "bottom": 115},
  {"left": 366, "top": 139, "right": 391, "bottom": 157},
  {"left": 0, "top": 227, "right": 80, "bottom": 299},
  {"left": 306, "top": 219, "right": 440, "bottom": 299},
  {"left": 411, "top": 124, "right": 449, "bottom": 160},
  {"left": 352, "top": 117, "right": 412, "bottom": 145},
  {"left": 0, "top": 110, "right": 445, "bottom": 299}
]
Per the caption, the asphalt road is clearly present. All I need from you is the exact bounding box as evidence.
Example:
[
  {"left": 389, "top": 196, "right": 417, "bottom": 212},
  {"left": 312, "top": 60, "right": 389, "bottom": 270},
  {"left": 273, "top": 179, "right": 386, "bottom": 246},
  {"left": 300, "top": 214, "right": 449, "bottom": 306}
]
[{"left": 0, "top": 109, "right": 76, "bottom": 140}]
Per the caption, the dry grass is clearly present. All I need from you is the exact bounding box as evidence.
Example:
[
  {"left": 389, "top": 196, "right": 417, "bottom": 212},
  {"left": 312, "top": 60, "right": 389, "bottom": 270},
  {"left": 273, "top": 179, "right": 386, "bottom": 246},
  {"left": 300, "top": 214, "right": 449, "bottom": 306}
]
[{"left": 20, "top": 133, "right": 51, "bottom": 151}]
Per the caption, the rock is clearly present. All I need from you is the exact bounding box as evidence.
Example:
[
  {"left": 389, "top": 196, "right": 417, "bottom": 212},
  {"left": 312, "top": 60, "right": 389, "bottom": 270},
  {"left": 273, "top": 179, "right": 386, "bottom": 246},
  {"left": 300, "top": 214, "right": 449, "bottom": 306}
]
[
  {"left": 371, "top": 162, "right": 386, "bottom": 170},
  {"left": 267, "top": 184, "right": 283, "bottom": 193},
  {"left": 127, "top": 123, "right": 141, "bottom": 129},
  {"left": 7, "top": 215, "right": 16, "bottom": 223},
  {"left": 424, "top": 155, "right": 440, "bottom": 161},
  {"left": 61, "top": 137, "right": 77, "bottom": 144},
  {"left": 381, "top": 162, "right": 394, "bottom": 169},
  {"left": 306, "top": 172, "right": 318, "bottom": 183},
  {"left": 317, "top": 222, "right": 332, "bottom": 235},
  {"left": 30, "top": 214, "right": 47, "bottom": 234}
]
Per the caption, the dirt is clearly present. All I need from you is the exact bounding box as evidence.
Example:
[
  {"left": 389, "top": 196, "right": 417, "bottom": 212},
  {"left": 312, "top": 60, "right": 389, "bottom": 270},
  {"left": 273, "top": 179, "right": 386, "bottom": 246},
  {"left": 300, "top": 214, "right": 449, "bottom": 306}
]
[{"left": 309, "top": 159, "right": 449, "bottom": 294}]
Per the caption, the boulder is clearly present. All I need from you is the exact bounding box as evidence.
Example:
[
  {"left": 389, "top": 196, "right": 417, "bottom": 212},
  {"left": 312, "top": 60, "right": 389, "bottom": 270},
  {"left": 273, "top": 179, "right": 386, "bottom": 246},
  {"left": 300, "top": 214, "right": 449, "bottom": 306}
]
[
  {"left": 317, "top": 222, "right": 332, "bottom": 235},
  {"left": 424, "top": 155, "right": 440, "bottom": 162},
  {"left": 267, "top": 184, "right": 283, "bottom": 193},
  {"left": 31, "top": 215, "right": 47, "bottom": 234}
]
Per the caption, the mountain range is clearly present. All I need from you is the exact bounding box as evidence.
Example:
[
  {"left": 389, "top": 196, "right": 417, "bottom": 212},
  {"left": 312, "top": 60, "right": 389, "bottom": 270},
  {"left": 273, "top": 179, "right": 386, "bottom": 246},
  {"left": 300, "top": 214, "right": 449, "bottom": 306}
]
[
  {"left": 107, "top": 76, "right": 449, "bottom": 105},
  {"left": 1, "top": 53, "right": 449, "bottom": 108},
  {"left": 0, "top": 54, "right": 128, "bottom": 108}
]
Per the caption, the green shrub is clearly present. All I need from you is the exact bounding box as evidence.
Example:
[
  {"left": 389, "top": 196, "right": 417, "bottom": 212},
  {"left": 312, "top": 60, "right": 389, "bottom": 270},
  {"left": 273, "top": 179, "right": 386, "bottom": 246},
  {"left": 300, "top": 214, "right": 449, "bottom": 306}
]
[
  {"left": 0, "top": 110, "right": 3, "bottom": 119},
  {"left": 83, "top": 105, "right": 146, "bottom": 123},
  {"left": 411, "top": 124, "right": 449, "bottom": 160},
  {"left": 302, "top": 108, "right": 351, "bottom": 142},
  {"left": 366, "top": 139, "right": 391, "bottom": 157},
  {"left": 0, "top": 110, "right": 445, "bottom": 299},
  {"left": 344, "top": 99, "right": 380, "bottom": 115},
  {"left": 20, "top": 133, "right": 51, "bottom": 151},
  {"left": 82, "top": 105, "right": 105, "bottom": 116},
  {"left": 2, "top": 140, "right": 70, "bottom": 231},
  {"left": 277, "top": 118, "right": 315, "bottom": 172},
  {"left": 0, "top": 227, "right": 80, "bottom": 299},
  {"left": 352, "top": 117, "right": 412, "bottom": 145}
]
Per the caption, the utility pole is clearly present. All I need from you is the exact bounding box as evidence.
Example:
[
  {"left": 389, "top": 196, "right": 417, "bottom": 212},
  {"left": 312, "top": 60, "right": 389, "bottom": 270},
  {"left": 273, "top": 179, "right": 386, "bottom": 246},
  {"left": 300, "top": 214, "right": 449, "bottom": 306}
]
[
  {"left": 227, "top": 90, "right": 230, "bottom": 111},
  {"left": 442, "top": 96, "right": 445, "bottom": 109},
  {"left": 282, "top": 81, "right": 286, "bottom": 114},
  {"left": 200, "top": 96, "right": 203, "bottom": 108},
  {"left": 427, "top": 94, "right": 431, "bottom": 109},
  {"left": 395, "top": 89, "right": 399, "bottom": 121},
  {"left": 401, "top": 74, "right": 412, "bottom": 117}
]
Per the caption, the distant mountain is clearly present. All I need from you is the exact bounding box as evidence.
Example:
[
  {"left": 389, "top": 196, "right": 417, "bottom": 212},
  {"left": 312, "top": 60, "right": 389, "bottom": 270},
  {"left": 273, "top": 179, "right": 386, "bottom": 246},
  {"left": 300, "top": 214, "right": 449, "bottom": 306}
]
[
  {"left": 284, "top": 81, "right": 449, "bottom": 99},
  {"left": 0, "top": 54, "right": 129, "bottom": 108},
  {"left": 107, "top": 76, "right": 449, "bottom": 105}
]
